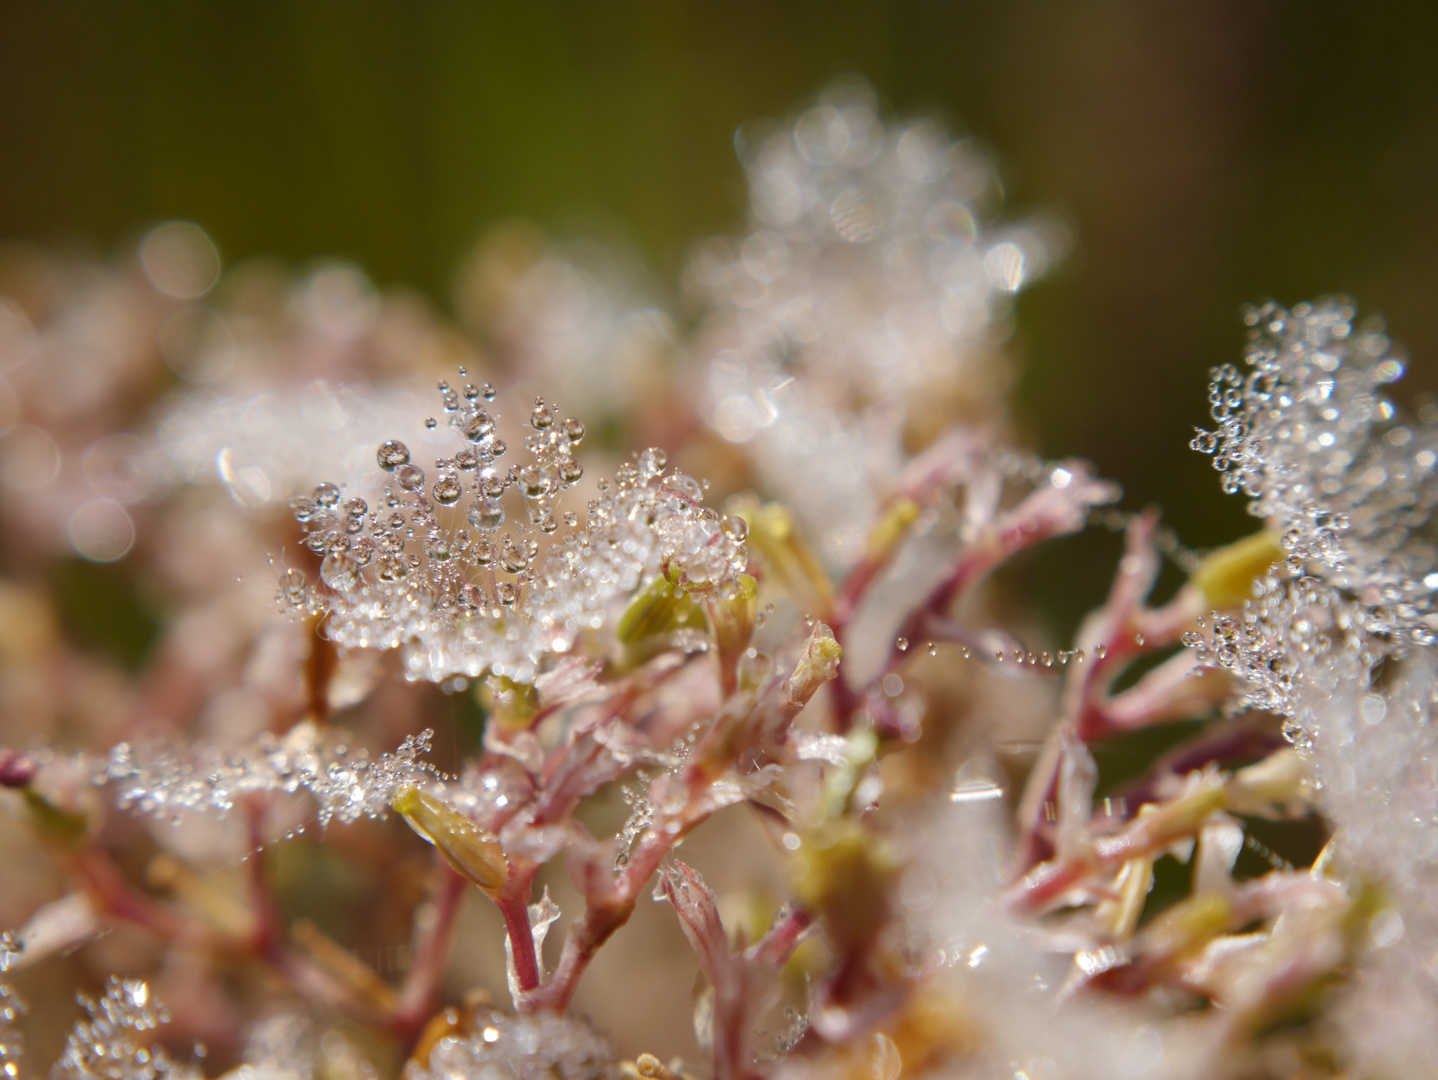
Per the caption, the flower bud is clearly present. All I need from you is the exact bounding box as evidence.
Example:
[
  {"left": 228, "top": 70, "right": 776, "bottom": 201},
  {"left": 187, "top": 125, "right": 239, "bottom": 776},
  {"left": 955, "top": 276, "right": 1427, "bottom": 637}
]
[
  {"left": 616, "top": 575, "right": 706, "bottom": 646},
  {"left": 1190, "top": 530, "right": 1281, "bottom": 611},
  {"left": 481, "top": 674, "right": 540, "bottom": 733},
  {"left": 785, "top": 623, "right": 842, "bottom": 709},
  {"left": 708, "top": 573, "right": 757, "bottom": 696},
  {"left": 392, "top": 784, "right": 508, "bottom": 892}
]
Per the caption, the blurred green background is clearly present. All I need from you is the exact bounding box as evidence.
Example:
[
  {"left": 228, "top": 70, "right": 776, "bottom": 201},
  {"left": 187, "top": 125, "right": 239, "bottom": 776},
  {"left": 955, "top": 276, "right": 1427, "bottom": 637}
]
[{"left": 3, "top": 0, "right": 1437, "bottom": 554}]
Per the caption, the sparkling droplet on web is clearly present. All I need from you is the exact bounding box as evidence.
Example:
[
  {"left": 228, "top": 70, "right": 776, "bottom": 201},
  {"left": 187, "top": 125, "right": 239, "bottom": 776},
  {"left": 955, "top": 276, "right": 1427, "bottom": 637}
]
[
  {"left": 1041, "top": 652, "right": 1054, "bottom": 667},
  {"left": 1134, "top": 632, "right": 1145, "bottom": 646},
  {"left": 473, "top": 539, "right": 496, "bottom": 566},
  {"left": 464, "top": 383, "right": 479, "bottom": 399},
  {"left": 1094, "top": 644, "right": 1107, "bottom": 660},
  {"left": 563, "top": 417, "right": 585, "bottom": 443},
  {"left": 425, "top": 417, "right": 438, "bottom": 429},
  {"left": 345, "top": 496, "right": 367, "bottom": 518},
  {"left": 395, "top": 463, "right": 426, "bottom": 492},
  {"left": 539, "top": 512, "right": 558, "bottom": 534},
  {"left": 468, "top": 499, "right": 505, "bottom": 531},
  {"left": 563, "top": 510, "right": 578, "bottom": 527},
  {"left": 377, "top": 440, "right": 410, "bottom": 470},
  {"left": 313, "top": 482, "right": 340, "bottom": 507},
  {"left": 896, "top": 637, "right": 909, "bottom": 652},
  {"left": 455, "top": 447, "right": 479, "bottom": 470},
  {"left": 481, "top": 382, "right": 497, "bottom": 400},
  {"left": 558, "top": 459, "right": 583, "bottom": 485},
  {"left": 532, "top": 403, "right": 554, "bottom": 430},
  {"left": 432, "top": 470, "right": 463, "bottom": 505},
  {"left": 489, "top": 438, "right": 507, "bottom": 458},
  {"left": 927, "top": 642, "right": 938, "bottom": 656},
  {"left": 495, "top": 581, "right": 517, "bottom": 605}
]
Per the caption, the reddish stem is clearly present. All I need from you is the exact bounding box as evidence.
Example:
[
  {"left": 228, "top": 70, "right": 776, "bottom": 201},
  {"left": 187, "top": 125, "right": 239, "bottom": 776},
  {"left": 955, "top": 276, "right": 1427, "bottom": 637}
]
[
  {"left": 497, "top": 884, "right": 543, "bottom": 995},
  {"left": 393, "top": 862, "right": 468, "bottom": 1042}
]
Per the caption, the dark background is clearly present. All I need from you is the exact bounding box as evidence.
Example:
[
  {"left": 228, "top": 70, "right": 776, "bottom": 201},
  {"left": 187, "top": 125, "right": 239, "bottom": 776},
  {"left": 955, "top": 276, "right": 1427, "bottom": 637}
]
[{"left": 4, "top": 0, "right": 1437, "bottom": 555}]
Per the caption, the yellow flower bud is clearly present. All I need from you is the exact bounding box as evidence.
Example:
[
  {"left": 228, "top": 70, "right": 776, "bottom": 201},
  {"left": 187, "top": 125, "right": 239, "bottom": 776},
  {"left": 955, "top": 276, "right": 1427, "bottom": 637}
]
[
  {"left": 392, "top": 784, "right": 508, "bottom": 892},
  {"left": 1191, "top": 530, "right": 1281, "bottom": 611}
]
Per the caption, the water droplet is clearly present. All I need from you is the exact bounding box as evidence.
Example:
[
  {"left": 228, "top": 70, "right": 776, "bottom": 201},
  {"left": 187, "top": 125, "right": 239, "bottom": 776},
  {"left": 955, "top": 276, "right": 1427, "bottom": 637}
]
[
  {"left": 1094, "top": 644, "right": 1107, "bottom": 660},
  {"left": 395, "top": 463, "right": 426, "bottom": 492},
  {"left": 927, "top": 642, "right": 938, "bottom": 656},
  {"left": 432, "top": 470, "right": 463, "bottom": 505},
  {"left": 518, "top": 464, "right": 549, "bottom": 499},
  {"left": 481, "top": 382, "right": 497, "bottom": 400},
  {"left": 563, "top": 417, "right": 585, "bottom": 443},
  {"left": 721, "top": 514, "right": 749, "bottom": 542},
  {"left": 558, "top": 459, "right": 584, "bottom": 485},
  {"left": 280, "top": 569, "right": 307, "bottom": 603},
  {"left": 495, "top": 581, "right": 517, "bottom": 605},
  {"left": 462, "top": 412, "right": 495, "bottom": 442},
  {"left": 467, "top": 498, "right": 504, "bottom": 531},
  {"left": 531, "top": 404, "right": 554, "bottom": 430},
  {"left": 425, "top": 417, "right": 438, "bottom": 429},
  {"left": 313, "top": 482, "right": 340, "bottom": 507},
  {"left": 896, "top": 637, "right": 909, "bottom": 652},
  {"left": 377, "top": 440, "right": 410, "bottom": 470}
]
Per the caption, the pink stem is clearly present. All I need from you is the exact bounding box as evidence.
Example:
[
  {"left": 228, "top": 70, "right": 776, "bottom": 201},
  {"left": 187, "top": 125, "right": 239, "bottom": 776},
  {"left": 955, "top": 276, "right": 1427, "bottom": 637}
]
[{"left": 394, "top": 862, "right": 468, "bottom": 1041}]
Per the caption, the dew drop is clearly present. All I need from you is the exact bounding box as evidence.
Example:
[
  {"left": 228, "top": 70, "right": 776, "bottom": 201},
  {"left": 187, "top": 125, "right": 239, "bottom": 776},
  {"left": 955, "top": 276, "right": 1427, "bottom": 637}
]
[
  {"left": 467, "top": 499, "right": 505, "bottom": 531},
  {"left": 395, "top": 463, "right": 426, "bottom": 492},
  {"left": 432, "top": 470, "right": 463, "bottom": 505},
  {"left": 481, "top": 382, "right": 497, "bottom": 400},
  {"left": 558, "top": 459, "right": 584, "bottom": 485},
  {"left": 377, "top": 440, "right": 410, "bottom": 470},
  {"left": 280, "top": 569, "right": 307, "bottom": 603},
  {"left": 721, "top": 514, "right": 749, "bottom": 542},
  {"left": 896, "top": 637, "right": 909, "bottom": 652},
  {"left": 462, "top": 412, "right": 495, "bottom": 442},
  {"left": 563, "top": 418, "right": 585, "bottom": 443}
]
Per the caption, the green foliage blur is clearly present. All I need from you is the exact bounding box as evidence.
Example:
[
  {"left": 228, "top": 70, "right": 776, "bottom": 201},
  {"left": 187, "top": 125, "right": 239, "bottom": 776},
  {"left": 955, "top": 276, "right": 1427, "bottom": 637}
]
[{"left": 3, "top": 0, "right": 1436, "bottom": 562}]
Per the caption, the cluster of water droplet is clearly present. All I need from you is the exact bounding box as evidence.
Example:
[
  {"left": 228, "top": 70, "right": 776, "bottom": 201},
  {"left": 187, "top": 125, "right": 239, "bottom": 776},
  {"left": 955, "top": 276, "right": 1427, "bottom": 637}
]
[
  {"left": 1185, "top": 301, "right": 1438, "bottom": 729},
  {"left": 280, "top": 379, "right": 748, "bottom": 684},
  {"left": 52, "top": 978, "right": 198, "bottom": 1080},
  {"left": 96, "top": 723, "right": 436, "bottom": 828},
  {"left": 1194, "top": 298, "right": 1438, "bottom": 649},
  {"left": 1187, "top": 301, "right": 1438, "bottom": 935},
  {"left": 0, "top": 934, "right": 22, "bottom": 1080},
  {"left": 404, "top": 1007, "right": 615, "bottom": 1080}
]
